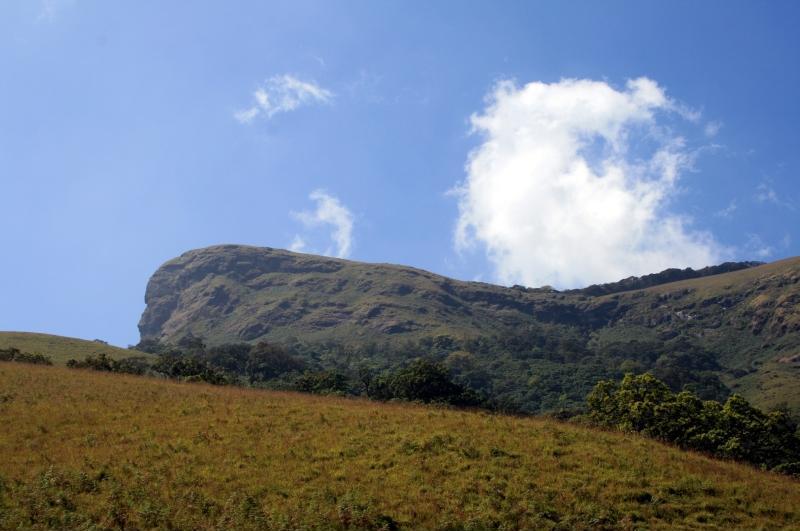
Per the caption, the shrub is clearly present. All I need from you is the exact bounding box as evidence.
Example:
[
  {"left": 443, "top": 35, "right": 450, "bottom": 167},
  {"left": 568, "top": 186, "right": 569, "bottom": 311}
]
[
  {"left": 0, "top": 348, "right": 52, "bottom": 365},
  {"left": 588, "top": 373, "right": 800, "bottom": 473},
  {"left": 294, "top": 371, "right": 351, "bottom": 395}
]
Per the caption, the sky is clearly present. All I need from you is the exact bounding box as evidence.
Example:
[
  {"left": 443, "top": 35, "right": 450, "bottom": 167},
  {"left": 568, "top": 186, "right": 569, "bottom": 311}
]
[{"left": 1, "top": 1, "right": 799, "bottom": 346}]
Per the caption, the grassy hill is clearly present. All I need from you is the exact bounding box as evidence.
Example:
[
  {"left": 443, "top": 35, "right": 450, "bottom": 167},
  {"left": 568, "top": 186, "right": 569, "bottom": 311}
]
[
  {"left": 1, "top": 363, "right": 800, "bottom": 529},
  {"left": 0, "top": 331, "right": 154, "bottom": 365}
]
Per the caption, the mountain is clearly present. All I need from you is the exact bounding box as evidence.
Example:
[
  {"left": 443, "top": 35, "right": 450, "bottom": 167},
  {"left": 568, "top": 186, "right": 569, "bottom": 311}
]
[
  {"left": 2, "top": 362, "right": 800, "bottom": 529},
  {"left": 139, "top": 245, "right": 800, "bottom": 413}
]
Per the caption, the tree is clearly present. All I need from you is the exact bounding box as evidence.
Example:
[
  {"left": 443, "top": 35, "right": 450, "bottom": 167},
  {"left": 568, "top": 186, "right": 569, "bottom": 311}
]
[
  {"left": 587, "top": 373, "right": 800, "bottom": 474},
  {"left": 245, "top": 342, "right": 306, "bottom": 382}
]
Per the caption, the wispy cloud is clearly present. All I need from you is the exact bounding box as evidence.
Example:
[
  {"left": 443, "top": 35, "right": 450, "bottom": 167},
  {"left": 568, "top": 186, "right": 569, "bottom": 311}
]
[
  {"left": 755, "top": 180, "right": 795, "bottom": 211},
  {"left": 755, "top": 182, "right": 780, "bottom": 205},
  {"left": 744, "top": 234, "right": 773, "bottom": 259},
  {"left": 453, "top": 77, "right": 725, "bottom": 288},
  {"left": 715, "top": 200, "right": 738, "bottom": 219},
  {"left": 704, "top": 121, "right": 722, "bottom": 138},
  {"left": 37, "top": 0, "right": 75, "bottom": 22},
  {"left": 235, "top": 74, "right": 333, "bottom": 124},
  {"left": 290, "top": 190, "right": 354, "bottom": 258}
]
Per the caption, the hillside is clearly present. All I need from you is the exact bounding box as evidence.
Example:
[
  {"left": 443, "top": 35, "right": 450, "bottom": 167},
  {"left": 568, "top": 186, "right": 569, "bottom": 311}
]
[
  {"left": 2, "top": 362, "right": 800, "bottom": 529},
  {"left": 0, "top": 331, "right": 153, "bottom": 365},
  {"left": 138, "top": 245, "right": 800, "bottom": 415}
]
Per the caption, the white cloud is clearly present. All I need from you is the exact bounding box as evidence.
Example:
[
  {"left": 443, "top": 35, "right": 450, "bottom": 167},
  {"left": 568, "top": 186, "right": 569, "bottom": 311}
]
[
  {"left": 744, "top": 234, "right": 773, "bottom": 260},
  {"left": 755, "top": 182, "right": 779, "bottom": 204},
  {"left": 291, "top": 190, "right": 354, "bottom": 258},
  {"left": 755, "top": 180, "right": 796, "bottom": 211},
  {"left": 454, "top": 77, "right": 724, "bottom": 288},
  {"left": 704, "top": 121, "right": 722, "bottom": 138},
  {"left": 289, "top": 235, "right": 306, "bottom": 253},
  {"left": 38, "top": 0, "right": 75, "bottom": 22},
  {"left": 235, "top": 74, "right": 333, "bottom": 123},
  {"left": 715, "top": 200, "right": 738, "bottom": 219}
]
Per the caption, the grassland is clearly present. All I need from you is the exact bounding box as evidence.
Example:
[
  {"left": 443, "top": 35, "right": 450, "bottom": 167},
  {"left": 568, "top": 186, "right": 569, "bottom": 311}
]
[
  {"left": 0, "top": 331, "right": 153, "bottom": 365},
  {"left": 1, "top": 363, "right": 800, "bottom": 529}
]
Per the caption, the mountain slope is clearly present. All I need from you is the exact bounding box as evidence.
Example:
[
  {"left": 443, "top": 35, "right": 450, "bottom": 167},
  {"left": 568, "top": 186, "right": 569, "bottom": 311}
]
[
  {"left": 139, "top": 245, "right": 800, "bottom": 413},
  {"left": 2, "top": 362, "right": 800, "bottom": 529}
]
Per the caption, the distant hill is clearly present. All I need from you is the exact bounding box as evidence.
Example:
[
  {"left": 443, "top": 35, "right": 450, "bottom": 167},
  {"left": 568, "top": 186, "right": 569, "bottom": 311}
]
[
  {"left": 138, "top": 245, "right": 800, "bottom": 414},
  {"left": 565, "top": 261, "right": 763, "bottom": 296},
  {"left": 2, "top": 362, "right": 799, "bottom": 529},
  {"left": 0, "top": 331, "right": 153, "bottom": 365}
]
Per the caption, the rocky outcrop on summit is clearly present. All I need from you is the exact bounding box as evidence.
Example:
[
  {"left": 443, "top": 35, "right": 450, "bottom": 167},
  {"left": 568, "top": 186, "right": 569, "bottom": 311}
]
[{"left": 139, "top": 245, "right": 602, "bottom": 345}]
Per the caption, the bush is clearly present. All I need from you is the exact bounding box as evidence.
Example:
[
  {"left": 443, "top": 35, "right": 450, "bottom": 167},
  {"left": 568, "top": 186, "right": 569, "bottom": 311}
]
[
  {"left": 0, "top": 348, "right": 52, "bottom": 365},
  {"left": 245, "top": 342, "right": 306, "bottom": 382},
  {"left": 588, "top": 373, "right": 800, "bottom": 473},
  {"left": 294, "top": 371, "right": 351, "bottom": 395},
  {"left": 365, "top": 359, "right": 485, "bottom": 407},
  {"left": 151, "top": 356, "right": 231, "bottom": 385}
]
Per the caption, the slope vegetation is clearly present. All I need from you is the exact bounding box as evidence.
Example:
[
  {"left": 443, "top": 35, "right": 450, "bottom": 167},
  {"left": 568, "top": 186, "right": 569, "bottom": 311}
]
[{"left": 1, "top": 363, "right": 799, "bottom": 529}]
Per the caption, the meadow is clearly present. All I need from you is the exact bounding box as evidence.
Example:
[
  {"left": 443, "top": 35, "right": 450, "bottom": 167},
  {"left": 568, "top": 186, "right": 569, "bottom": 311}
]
[{"left": 1, "top": 363, "right": 800, "bottom": 529}]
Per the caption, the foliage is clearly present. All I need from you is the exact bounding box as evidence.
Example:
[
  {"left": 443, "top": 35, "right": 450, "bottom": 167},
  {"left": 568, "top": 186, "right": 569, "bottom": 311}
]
[
  {"left": 151, "top": 355, "right": 231, "bottom": 385},
  {"left": 294, "top": 370, "right": 352, "bottom": 395},
  {"left": 588, "top": 373, "right": 800, "bottom": 473},
  {"left": 66, "top": 353, "right": 149, "bottom": 375},
  {"left": 124, "top": 328, "right": 737, "bottom": 416},
  {"left": 364, "top": 359, "right": 484, "bottom": 407},
  {"left": 0, "top": 347, "right": 52, "bottom": 365}
]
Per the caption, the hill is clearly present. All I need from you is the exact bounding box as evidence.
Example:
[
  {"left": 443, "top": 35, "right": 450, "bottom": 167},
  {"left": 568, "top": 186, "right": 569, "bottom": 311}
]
[
  {"left": 1, "top": 362, "right": 799, "bottom": 529},
  {"left": 0, "top": 331, "right": 153, "bottom": 366},
  {"left": 138, "top": 245, "right": 800, "bottom": 415}
]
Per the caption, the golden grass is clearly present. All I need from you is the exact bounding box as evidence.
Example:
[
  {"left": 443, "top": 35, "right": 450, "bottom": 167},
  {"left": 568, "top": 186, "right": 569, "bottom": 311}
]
[
  {"left": 0, "top": 331, "right": 153, "bottom": 365},
  {"left": 1, "top": 363, "right": 799, "bottom": 530}
]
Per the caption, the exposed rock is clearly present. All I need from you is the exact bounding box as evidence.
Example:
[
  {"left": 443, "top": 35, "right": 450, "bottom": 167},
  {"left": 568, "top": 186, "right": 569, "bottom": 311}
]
[{"left": 139, "top": 245, "right": 800, "bottom": 353}]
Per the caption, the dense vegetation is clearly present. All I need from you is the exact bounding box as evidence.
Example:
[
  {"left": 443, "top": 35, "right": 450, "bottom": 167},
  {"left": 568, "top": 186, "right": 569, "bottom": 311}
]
[
  {"left": 2, "top": 363, "right": 800, "bottom": 529},
  {"left": 132, "top": 327, "right": 732, "bottom": 416},
  {"left": 0, "top": 347, "right": 52, "bottom": 365},
  {"left": 588, "top": 373, "right": 800, "bottom": 474}
]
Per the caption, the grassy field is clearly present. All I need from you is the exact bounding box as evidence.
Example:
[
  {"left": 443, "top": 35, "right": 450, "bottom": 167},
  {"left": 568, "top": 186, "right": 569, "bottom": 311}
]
[
  {"left": 1, "top": 363, "right": 800, "bottom": 529},
  {"left": 0, "top": 331, "right": 153, "bottom": 365}
]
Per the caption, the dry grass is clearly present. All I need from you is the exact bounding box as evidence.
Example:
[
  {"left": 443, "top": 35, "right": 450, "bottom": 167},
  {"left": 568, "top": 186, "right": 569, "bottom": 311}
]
[{"left": 1, "top": 363, "right": 800, "bottom": 530}]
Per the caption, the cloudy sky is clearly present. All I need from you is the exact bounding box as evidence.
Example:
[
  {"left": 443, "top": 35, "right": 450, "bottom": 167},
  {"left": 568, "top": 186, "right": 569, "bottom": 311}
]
[{"left": 2, "top": 1, "right": 799, "bottom": 345}]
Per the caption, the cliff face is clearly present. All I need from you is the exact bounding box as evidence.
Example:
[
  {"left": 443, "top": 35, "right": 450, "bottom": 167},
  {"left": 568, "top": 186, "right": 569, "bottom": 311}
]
[
  {"left": 138, "top": 245, "right": 593, "bottom": 345},
  {"left": 140, "top": 245, "right": 800, "bottom": 349}
]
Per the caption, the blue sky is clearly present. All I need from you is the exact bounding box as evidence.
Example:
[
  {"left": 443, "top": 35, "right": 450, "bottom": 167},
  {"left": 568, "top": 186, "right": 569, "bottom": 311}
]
[{"left": 1, "top": 1, "right": 799, "bottom": 346}]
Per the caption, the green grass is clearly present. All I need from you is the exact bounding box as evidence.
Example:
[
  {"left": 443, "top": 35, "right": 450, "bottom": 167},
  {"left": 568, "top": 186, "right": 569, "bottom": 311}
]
[
  {"left": 0, "top": 331, "right": 154, "bottom": 366},
  {"left": 1, "top": 362, "right": 800, "bottom": 529}
]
